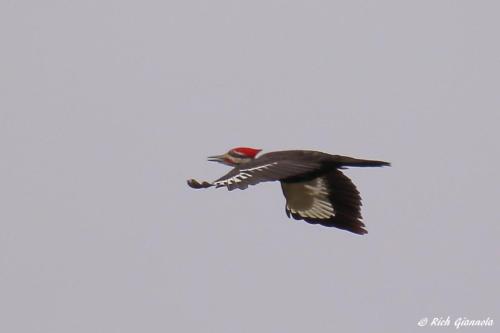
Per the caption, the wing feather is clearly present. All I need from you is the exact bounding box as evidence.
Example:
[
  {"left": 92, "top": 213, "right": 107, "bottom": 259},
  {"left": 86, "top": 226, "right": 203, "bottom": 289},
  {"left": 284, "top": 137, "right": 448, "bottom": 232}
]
[
  {"left": 281, "top": 170, "right": 366, "bottom": 234},
  {"left": 213, "top": 160, "right": 321, "bottom": 191}
]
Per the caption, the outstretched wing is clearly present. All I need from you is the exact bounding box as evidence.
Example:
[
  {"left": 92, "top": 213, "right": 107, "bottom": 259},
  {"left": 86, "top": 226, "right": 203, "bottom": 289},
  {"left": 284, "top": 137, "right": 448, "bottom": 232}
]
[
  {"left": 281, "top": 169, "right": 366, "bottom": 234},
  {"left": 213, "top": 160, "right": 321, "bottom": 190}
]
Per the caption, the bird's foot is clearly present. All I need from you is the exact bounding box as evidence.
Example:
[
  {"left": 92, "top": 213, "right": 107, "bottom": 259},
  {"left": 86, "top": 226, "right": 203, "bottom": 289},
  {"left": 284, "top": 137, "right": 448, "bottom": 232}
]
[{"left": 187, "top": 178, "right": 213, "bottom": 189}]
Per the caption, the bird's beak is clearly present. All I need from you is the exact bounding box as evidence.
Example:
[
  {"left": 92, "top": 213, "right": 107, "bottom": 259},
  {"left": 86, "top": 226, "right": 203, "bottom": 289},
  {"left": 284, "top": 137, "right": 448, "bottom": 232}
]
[{"left": 207, "top": 154, "right": 226, "bottom": 163}]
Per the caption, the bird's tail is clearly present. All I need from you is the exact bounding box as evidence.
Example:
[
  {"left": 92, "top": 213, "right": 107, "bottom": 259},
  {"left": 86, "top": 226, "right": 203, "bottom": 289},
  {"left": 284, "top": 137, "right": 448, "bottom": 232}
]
[{"left": 333, "top": 155, "right": 391, "bottom": 168}]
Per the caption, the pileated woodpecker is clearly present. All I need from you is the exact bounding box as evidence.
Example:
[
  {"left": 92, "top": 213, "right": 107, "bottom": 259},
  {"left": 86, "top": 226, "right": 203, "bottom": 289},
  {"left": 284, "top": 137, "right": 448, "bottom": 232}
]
[{"left": 187, "top": 147, "right": 389, "bottom": 235}]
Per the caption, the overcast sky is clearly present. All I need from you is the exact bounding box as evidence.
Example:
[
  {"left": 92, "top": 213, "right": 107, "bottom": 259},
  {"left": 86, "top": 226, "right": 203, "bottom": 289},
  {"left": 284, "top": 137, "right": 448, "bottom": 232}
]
[{"left": 1, "top": 1, "right": 499, "bottom": 332}]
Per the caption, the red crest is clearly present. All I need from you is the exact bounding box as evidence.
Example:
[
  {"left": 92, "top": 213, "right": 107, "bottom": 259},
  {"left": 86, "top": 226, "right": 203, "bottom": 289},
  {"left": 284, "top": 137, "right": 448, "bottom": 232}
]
[{"left": 232, "top": 147, "right": 262, "bottom": 158}]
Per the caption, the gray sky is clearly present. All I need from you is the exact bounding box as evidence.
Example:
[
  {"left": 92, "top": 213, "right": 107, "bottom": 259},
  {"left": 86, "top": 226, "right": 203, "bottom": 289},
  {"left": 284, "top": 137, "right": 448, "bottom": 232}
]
[{"left": 1, "top": 1, "right": 499, "bottom": 332}]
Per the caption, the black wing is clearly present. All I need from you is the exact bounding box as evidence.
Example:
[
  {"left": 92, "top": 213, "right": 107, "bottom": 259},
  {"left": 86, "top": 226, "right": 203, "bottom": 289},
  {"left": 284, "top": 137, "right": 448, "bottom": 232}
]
[
  {"left": 213, "top": 160, "right": 321, "bottom": 191},
  {"left": 281, "top": 169, "right": 366, "bottom": 234}
]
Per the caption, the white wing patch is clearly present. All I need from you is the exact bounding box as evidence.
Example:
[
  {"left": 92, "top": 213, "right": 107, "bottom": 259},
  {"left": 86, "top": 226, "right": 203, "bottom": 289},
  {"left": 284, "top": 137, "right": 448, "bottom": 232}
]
[
  {"left": 281, "top": 177, "right": 335, "bottom": 219},
  {"left": 213, "top": 162, "right": 279, "bottom": 187}
]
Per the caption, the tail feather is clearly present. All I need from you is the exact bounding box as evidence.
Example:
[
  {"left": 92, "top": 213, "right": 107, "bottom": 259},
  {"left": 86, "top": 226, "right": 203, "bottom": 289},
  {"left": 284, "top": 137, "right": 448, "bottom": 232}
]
[{"left": 332, "top": 155, "right": 391, "bottom": 168}]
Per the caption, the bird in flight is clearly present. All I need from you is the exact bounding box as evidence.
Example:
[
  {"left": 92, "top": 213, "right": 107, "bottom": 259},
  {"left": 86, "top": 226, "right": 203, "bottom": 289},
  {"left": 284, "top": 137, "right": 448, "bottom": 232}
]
[{"left": 187, "top": 147, "right": 389, "bottom": 235}]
